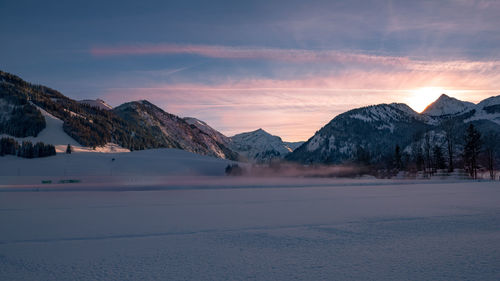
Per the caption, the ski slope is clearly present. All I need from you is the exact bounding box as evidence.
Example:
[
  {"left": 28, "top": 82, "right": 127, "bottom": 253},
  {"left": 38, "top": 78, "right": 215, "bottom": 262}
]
[{"left": 1, "top": 105, "right": 129, "bottom": 153}]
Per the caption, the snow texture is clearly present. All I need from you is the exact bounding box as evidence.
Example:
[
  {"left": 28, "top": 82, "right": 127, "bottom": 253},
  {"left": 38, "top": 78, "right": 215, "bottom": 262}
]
[
  {"left": 229, "top": 129, "right": 302, "bottom": 161},
  {"left": 0, "top": 181, "right": 499, "bottom": 280},
  {"left": 465, "top": 95, "right": 500, "bottom": 125},
  {"left": 307, "top": 134, "right": 323, "bottom": 151},
  {"left": 0, "top": 148, "right": 233, "bottom": 186},
  {"left": 184, "top": 117, "right": 230, "bottom": 145},
  {"left": 422, "top": 94, "right": 475, "bottom": 116},
  {"left": 120, "top": 101, "right": 231, "bottom": 159},
  {"left": 477, "top": 95, "right": 500, "bottom": 108}
]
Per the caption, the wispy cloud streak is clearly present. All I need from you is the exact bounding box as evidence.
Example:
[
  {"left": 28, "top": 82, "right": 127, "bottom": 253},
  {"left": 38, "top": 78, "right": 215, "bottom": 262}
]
[
  {"left": 91, "top": 43, "right": 500, "bottom": 72},
  {"left": 91, "top": 43, "right": 409, "bottom": 65},
  {"left": 92, "top": 43, "right": 500, "bottom": 141}
]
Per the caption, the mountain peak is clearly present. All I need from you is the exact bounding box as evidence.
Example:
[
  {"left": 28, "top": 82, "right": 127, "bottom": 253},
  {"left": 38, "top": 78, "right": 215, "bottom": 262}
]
[
  {"left": 138, "top": 99, "right": 153, "bottom": 106},
  {"left": 422, "top": 94, "right": 474, "bottom": 116},
  {"left": 230, "top": 128, "right": 293, "bottom": 162},
  {"left": 233, "top": 128, "right": 273, "bottom": 139}
]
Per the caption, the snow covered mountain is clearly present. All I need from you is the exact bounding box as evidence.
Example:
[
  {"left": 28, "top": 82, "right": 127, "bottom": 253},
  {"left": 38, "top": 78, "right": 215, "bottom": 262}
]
[
  {"left": 114, "top": 101, "right": 238, "bottom": 160},
  {"left": 0, "top": 70, "right": 238, "bottom": 159},
  {"left": 287, "top": 103, "right": 430, "bottom": 164},
  {"left": 1, "top": 70, "right": 299, "bottom": 161},
  {"left": 287, "top": 95, "right": 500, "bottom": 165},
  {"left": 2, "top": 69, "right": 498, "bottom": 164},
  {"left": 78, "top": 99, "right": 113, "bottom": 110},
  {"left": 183, "top": 118, "right": 304, "bottom": 162},
  {"left": 422, "top": 94, "right": 474, "bottom": 117},
  {"left": 229, "top": 129, "right": 304, "bottom": 163},
  {"left": 465, "top": 95, "right": 500, "bottom": 125}
]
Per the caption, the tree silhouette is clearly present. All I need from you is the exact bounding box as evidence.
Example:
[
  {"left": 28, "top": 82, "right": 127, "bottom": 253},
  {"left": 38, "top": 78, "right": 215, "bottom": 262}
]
[
  {"left": 394, "top": 145, "right": 402, "bottom": 170},
  {"left": 483, "top": 132, "right": 498, "bottom": 180},
  {"left": 433, "top": 145, "right": 446, "bottom": 170},
  {"left": 463, "top": 124, "right": 481, "bottom": 179},
  {"left": 442, "top": 119, "right": 456, "bottom": 172}
]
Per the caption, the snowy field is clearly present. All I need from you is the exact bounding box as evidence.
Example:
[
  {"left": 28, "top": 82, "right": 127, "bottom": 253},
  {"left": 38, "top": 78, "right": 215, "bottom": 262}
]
[
  {"left": 1, "top": 180, "right": 499, "bottom": 280},
  {"left": 0, "top": 148, "right": 234, "bottom": 186}
]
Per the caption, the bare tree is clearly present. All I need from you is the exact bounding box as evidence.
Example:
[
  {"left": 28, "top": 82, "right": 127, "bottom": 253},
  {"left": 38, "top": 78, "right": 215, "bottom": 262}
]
[
  {"left": 483, "top": 132, "right": 498, "bottom": 180},
  {"left": 463, "top": 124, "right": 481, "bottom": 179},
  {"left": 442, "top": 119, "right": 456, "bottom": 172},
  {"left": 424, "top": 134, "right": 433, "bottom": 177}
]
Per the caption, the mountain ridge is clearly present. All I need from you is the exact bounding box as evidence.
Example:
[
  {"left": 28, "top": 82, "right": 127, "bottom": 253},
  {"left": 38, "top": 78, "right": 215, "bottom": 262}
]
[
  {"left": 287, "top": 94, "right": 500, "bottom": 165},
  {"left": 1, "top": 69, "right": 498, "bottom": 165},
  {"left": 0, "top": 70, "right": 238, "bottom": 159}
]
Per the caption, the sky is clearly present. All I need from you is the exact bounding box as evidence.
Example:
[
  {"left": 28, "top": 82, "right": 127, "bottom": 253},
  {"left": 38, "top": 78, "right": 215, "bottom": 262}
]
[{"left": 1, "top": 0, "right": 500, "bottom": 141}]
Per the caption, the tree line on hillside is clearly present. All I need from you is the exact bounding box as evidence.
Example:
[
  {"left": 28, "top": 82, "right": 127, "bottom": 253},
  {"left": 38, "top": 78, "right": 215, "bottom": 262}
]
[
  {"left": 0, "top": 84, "right": 46, "bottom": 137},
  {"left": 355, "top": 124, "right": 498, "bottom": 180},
  {"left": 0, "top": 137, "right": 56, "bottom": 158},
  {"left": 1, "top": 71, "right": 164, "bottom": 150}
]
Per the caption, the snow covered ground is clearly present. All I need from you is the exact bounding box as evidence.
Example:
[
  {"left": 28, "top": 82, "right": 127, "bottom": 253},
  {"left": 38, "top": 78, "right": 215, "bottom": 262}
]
[
  {"left": 1, "top": 180, "right": 499, "bottom": 280},
  {"left": 0, "top": 148, "right": 234, "bottom": 186}
]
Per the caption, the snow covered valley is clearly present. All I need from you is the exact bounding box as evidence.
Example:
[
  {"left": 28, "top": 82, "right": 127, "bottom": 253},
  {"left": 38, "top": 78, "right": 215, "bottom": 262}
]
[{"left": 1, "top": 181, "right": 499, "bottom": 280}]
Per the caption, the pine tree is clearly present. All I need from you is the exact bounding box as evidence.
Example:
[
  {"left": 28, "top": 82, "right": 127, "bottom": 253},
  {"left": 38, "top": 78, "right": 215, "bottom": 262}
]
[
  {"left": 355, "top": 145, "right": 371, "bottom": 166},
  {"left": 463, "top": 124, "right": 481, "bottom": 179},
  {"left": 394, "top": 145, "right": 402, "bottom": 170},
  {"left": 66, "top": 144, "right": 72, "bottom": 154}
]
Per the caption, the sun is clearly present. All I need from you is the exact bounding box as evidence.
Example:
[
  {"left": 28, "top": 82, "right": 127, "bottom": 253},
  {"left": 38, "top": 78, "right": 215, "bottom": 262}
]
[{"left": 406, "top": 87, "right": 445, "bottom": 113}]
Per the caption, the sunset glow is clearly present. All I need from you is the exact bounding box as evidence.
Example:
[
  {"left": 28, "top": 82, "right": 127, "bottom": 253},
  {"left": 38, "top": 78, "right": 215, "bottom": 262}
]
[
  {"left": 2, "top": 2, "right": 500, "bottom": 280},
  {"left": 407, "top": 87, "right": 446, "bottom": 113}
]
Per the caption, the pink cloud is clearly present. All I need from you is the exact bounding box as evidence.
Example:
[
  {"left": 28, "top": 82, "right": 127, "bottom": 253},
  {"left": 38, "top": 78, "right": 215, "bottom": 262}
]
[
  {"left": 91, "top": 43, "right": 410, "bottom": 66},
  {"left": 93, "top": 43, "right": 500, "bottom": 140}
]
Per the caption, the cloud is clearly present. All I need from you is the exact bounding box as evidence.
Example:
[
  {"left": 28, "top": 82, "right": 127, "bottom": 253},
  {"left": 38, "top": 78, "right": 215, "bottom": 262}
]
[
  {"left": 92, "top": 43, "right": 500, "bottom": 141},
  {"left": 91, "top": 43, "right": 410, "bottom": 65},
  {"left": 91, "top": 43, "right": 500, "bottom": 73}
]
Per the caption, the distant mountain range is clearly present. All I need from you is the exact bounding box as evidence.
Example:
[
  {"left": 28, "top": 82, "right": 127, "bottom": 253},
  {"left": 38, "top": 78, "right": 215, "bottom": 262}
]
[
  {"left": 1, "top": 70, "right": 499, "bottom": 165},
  {"left": 183, "top": 117, "right": 304, "bottom": 162},
  {"left": 0, "top": 70, "right": 301, "bottom": 162},
  {"left": 287, "top": 94, "right": 500, "bottom": 165}
]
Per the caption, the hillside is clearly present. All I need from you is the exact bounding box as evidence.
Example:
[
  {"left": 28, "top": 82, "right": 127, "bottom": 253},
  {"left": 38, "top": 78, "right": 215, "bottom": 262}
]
[
  {"left": 114, "top": 101, "right": 238, "bottom": 160},
  {"left": 287, "top": 103, "right": 431, "bottom": 164},
  {"left": 0, "top": 76, "right": 46, "bottom": 137},
  {"left": 287, "top": 95, "right": 500, "bottom": 167},
  {"left": 78, "top": 99, "right": 113, "bottom": 110},
  {"left": 183, "top": 119, "right": 304, "bottom": 163},
  {"left": 0, "top": 70, "right": 238, "bottom": 159}
]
